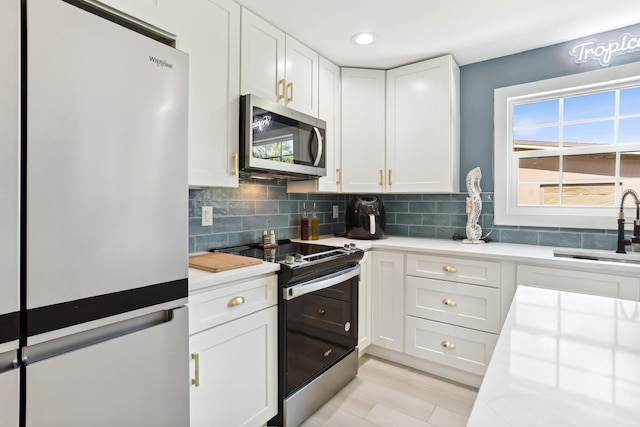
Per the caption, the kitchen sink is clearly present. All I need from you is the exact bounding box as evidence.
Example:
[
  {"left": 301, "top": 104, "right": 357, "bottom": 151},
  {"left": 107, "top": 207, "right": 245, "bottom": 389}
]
[{"left": 553, "top": 248, "right": 640, "bottom": 265}]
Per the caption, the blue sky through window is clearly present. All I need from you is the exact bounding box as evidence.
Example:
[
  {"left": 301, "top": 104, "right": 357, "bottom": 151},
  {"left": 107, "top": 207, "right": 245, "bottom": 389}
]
[{"left": 514, "top": 87, "right": 640, "bottom": 146}]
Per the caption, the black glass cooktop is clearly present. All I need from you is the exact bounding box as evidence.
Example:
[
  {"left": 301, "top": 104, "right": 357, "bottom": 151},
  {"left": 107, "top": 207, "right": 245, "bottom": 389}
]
[
  {"left": 211, "top": 239, "right": 361, "bottom": 269},
  {"left": 212, "top": 240, "right": 346, "bottom": 262}
]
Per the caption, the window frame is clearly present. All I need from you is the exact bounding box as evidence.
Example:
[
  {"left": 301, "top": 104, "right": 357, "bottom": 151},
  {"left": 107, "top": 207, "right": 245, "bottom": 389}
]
[{"left": 494, "top": 61, "right": 640, "bottom": 230}]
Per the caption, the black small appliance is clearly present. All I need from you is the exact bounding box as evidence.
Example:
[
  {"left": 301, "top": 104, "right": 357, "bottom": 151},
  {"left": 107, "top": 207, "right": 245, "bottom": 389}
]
[{"left": 345, "top": 195, "right": 386, "bottom": 239}]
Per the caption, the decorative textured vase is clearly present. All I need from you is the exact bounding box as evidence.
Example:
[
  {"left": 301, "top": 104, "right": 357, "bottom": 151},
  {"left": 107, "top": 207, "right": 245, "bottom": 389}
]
[{"left": 463, "top": 167, "right": 484, "bottom": 244}]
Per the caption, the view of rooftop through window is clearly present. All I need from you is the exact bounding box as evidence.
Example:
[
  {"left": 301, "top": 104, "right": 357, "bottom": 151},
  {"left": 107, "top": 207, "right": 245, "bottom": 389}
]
[{"left": 512, "top": 86, "right": 640, "bottom": 207}]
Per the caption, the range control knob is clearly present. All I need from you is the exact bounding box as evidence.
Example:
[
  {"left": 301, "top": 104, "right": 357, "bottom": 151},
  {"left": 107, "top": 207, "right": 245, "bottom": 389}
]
[
  {"left": 284, "top": 255, "right": 295, "bottom": 265},
  {"left": 343, "top": 244, "right": 350, "bottom": 250},
  {"left": 349, "top": 243, "right": 357, "bottom": 250},
  {"left": 294, "top": 253, "right": 304, "bottom": 262}
]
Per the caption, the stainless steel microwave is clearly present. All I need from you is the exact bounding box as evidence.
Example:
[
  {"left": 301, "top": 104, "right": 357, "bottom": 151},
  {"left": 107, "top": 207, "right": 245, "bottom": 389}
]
[{"left": 240, "top": 94, "right": 326, "bottom": 180}]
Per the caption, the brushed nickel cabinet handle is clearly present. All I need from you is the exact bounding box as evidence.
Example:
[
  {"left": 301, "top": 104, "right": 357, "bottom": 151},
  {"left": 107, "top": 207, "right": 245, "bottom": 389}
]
[
  {"left": 336, "top": 168, "right": 341, "bottom": 185},
  {"left": 441, "top": 341, "right": 456, "bottom": 350},
  {"left": 388, "top": 169, "right": 393, "bottom": 186},
  {"left": 277, "top": 79, "right": 286, "bottom": 100},
  {"left": 318, "top": 309, "right": 325, "bottom": 315},
  {"left": 232, "top": 152, "right": 238, "bottom": 176},
  {"left": 442, "top": 265, "right": 457, "bottom": 273},
  {"left": 191, "top": 353, "right": 200, "bottom": 387},
  {"left": 286, "top": 82, "right": 293, "bottom": 102},
  {"left": 379, "top": 169, "right": 384, "bottom": 186},
  {"left": 442, "top": 298, "right": 458, "bottom": 307},
  {"left": 228, "top": 296, "right": 245, "bottom": 307}
]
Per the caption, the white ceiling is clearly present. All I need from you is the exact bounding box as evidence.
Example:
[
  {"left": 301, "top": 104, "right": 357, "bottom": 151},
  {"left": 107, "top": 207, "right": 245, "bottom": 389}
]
[{"left": 234, "top": 0, "right": 640, "bottom": 68}]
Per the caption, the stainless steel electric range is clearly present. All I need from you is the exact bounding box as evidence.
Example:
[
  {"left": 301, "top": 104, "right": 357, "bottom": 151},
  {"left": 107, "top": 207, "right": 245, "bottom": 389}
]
[{"left": 213, "top": 240, "right": 364, "bottom": 427}]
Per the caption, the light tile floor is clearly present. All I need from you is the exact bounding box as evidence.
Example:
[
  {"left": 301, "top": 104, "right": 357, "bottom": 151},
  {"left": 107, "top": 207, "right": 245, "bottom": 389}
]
[{"left": 300, "top": 355, "right": 478, "bottom": 427}]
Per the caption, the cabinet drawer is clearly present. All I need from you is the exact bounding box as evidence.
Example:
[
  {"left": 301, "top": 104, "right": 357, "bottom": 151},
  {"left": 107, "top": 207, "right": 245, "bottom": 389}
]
[
  {"left": 405, "top": 316, "right": 497, "bottom": 376},
  {"left": 517, "top": 265, "right": 640, "bottom": 299},
  {"left": 406, "top": 253, "right": 500, "bottom": 287},
  {"left": 406, "top": 277, "right": 500, "bottom": 333},
  {"left": 189, "top": 275, "right": 277, "bottom": 334}
]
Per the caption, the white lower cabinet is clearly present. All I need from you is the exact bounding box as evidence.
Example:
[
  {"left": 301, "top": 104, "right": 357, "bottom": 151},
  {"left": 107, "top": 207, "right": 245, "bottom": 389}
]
[
  {"left": 358, "top": 251, "right": 372, "bottom": 354},
  {"left": 405, "top": 316, "right": 497, "bottom": 376},
  {"left": 404, "top": 253, "right": 501, "bottom": 377},
  {"left": 406, "top": 276, "right": 500, "bottom": 334},
  {"left": 516, "top": 264, "right": 640, "bottom": 301},
  {"left": 370, "top": 251, "right": 405, "bottom": 352},
  {"left": 189, "top": 275, "right": 277, "bottom": 427}
]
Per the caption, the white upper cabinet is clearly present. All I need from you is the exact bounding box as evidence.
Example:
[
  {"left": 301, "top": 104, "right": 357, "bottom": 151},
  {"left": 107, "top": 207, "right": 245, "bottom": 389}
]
[
  {"left": 241, "top": 9, "right": 318, "bottom": 116},
  {"left": 288, "top": 56, "right": 341, "bottom": 193},
  {"left": 386, "top": 55, "right": 460, "bottom": 193},
  {"left": 89, "top": 0, "right": 178, "bottom": 37},
  {"left": 177, "top": 0, "right": 241, "bottom": 188},
  {"left": 340, "top": 68, "right": 386, "bottom": 193},
  {"left": 284, "top": 35, "right": 319, "bottom": 116},
  {"left": 340, "top": 56, "right": 459, "bottom": 194}
]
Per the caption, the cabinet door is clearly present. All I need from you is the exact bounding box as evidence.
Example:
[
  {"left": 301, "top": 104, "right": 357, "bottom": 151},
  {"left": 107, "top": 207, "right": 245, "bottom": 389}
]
[
  {"left": 240, "top": 9, "right": 285, "bottom": 104},
  {"left": 341, "top": 68, "right": 386, "bottom": 193},
  {"left": 190, "top": 306, "right": 277, "bottom": 427},
  {"left": 371, "top": 251, "right": 404, "bottom": 351},
  {"left": 92, "top": 0, "right": 177, "bottom": 36},
  {"left": 358, "top": 252, "right": 372, "bottom": 354},
  {"left": 405, "top": 316, "right": 497, "bottom": 376},
  {"left": 386, "top": 55, "right": 460, "bottom": 193},
  {"left": 406, "top": 276, "right": 500, "bottom": 334},
  {"left": 177, "top": 0, "right": 240, "bottom": 188},
  {"left": 284, "top": 35, "right": 318, "bottom": 116},
  {"left": 287, "top": 56, "right": 340, "bottom": 194}
]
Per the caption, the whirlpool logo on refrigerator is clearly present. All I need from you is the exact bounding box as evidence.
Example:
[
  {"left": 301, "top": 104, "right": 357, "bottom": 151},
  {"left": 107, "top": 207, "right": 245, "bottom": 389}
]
[{"left": 148, "top": 56, "right": 173, "bottom": 69}]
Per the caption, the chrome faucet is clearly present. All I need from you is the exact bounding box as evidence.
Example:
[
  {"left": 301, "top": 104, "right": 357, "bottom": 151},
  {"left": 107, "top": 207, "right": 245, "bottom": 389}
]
[{"left": 616, "top": 189, "right": 640, "bottom": 253}]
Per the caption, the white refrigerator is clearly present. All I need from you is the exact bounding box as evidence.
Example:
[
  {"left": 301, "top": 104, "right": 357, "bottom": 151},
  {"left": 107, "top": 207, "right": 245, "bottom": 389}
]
[
  {"left": 3, "top": 0, "right": 190, "bottom": 425},
  {"left": 0, "top": 0, "right": 21, "bottom": 425}
]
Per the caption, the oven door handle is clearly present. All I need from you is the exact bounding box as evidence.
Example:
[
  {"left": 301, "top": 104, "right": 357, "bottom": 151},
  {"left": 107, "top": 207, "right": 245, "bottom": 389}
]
[{"left": 283, "top": 265, "right": 360, "bottom": 300}]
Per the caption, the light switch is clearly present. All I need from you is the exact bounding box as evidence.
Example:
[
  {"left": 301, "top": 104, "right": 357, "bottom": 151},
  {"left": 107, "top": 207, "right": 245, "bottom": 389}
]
[{"left": 332, "top": 205, "right": 339, "bottom": 219}]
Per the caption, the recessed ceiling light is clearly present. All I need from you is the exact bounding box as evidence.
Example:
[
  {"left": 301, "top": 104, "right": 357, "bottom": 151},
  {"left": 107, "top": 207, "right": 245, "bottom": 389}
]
[{"left": 352, "top": 32, "right": 375, "bottom": 45}]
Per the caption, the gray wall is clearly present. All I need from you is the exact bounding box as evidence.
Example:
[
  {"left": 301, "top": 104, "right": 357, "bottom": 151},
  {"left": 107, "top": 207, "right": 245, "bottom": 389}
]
[{"left": 459, "top": 23, "right": 640, "bottom": 191}]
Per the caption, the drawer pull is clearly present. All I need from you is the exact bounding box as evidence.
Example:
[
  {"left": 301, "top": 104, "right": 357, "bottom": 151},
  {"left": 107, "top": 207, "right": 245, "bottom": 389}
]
[
  {"left": 191, "top": 353, "right": 200, "bottom": 387},
  {"left": 441, "top": 341, "right": 456, "bottom": 350},
  {"left": 318, "top": 309, "right": 326, "bottom": 315},
  {"left": 442, "top": 298, "right": 458, "bottom": 307},
  {"left": 442, "top": 265, "right": 457, "bottom": 273},
  {"left": 228, "top": 296, "right": 245, "bottom": 307}
]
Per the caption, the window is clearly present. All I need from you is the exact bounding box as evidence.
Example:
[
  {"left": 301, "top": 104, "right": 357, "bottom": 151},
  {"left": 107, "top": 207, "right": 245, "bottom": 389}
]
[
  {"left": 495, "top": 62, "right": 640, "bottom": 229},
  {"left": 252, "top": 134, "right": 294, "bottom": 164}
]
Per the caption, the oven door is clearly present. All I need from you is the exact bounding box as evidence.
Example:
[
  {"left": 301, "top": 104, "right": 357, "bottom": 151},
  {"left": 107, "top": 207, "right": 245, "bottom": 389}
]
[{"left": 282, "top": 266, "right": 359, "bottom": 396}]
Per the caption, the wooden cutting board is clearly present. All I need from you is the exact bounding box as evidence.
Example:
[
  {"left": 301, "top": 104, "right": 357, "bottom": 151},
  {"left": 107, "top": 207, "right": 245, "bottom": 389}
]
[{"left": 189, "top": 252, "right": 262, "bottom": 273}]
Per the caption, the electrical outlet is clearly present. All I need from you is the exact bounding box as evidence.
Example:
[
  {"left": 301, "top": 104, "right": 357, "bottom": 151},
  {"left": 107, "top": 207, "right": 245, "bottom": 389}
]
[
  {"left": 201, "top": 206, "right": 213, "bottom": 226},
  {"left": 332, "top": 205, "right": 339, "bottom": 219}
]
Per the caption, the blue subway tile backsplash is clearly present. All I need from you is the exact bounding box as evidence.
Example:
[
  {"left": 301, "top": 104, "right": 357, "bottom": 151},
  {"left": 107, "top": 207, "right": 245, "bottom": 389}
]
[{"left": 188, "top": 180, "right": 623, "bottom": 253}]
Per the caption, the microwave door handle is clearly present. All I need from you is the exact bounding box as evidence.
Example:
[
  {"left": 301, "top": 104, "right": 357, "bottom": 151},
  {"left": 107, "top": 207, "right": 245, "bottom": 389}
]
[{"left": 312, "top": 127, "right": 323, "bottom": 167}]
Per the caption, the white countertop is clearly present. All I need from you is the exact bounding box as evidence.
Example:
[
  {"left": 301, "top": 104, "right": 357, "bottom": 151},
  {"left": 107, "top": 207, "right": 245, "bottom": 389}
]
[
  {"left": 467, "top": 286, "right": 640, "bottom": 427},
  {"left": 188, "top": 262, "right": 280, "bottom": 293},
  {"left": 189, "top": 235, "right": 640, "bottom": 293},
  {"left": 307, "top": 235, "right": 640, "bottom": 274}
]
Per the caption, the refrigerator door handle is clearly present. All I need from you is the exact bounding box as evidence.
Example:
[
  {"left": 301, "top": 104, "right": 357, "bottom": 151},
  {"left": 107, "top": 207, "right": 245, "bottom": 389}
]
[{"left": 22, "top": 307, "right": 183, "bottom": 366}]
